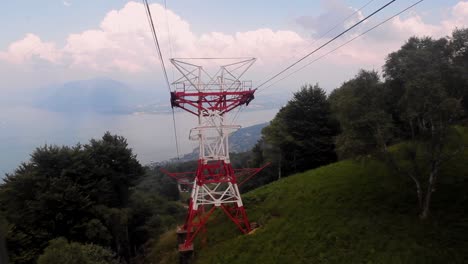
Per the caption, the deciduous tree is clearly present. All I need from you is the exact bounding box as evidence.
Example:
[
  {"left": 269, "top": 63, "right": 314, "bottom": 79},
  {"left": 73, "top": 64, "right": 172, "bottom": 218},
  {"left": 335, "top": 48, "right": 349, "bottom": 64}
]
[{"left": 262, "top": 84, "right": 338, "bottom": 175}]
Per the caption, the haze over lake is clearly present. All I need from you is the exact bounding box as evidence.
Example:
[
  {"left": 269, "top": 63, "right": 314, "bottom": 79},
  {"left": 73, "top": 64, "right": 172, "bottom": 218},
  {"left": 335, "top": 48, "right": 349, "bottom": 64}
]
[{"left": 0, "top": 106, "right": 277, "bottom": 177}]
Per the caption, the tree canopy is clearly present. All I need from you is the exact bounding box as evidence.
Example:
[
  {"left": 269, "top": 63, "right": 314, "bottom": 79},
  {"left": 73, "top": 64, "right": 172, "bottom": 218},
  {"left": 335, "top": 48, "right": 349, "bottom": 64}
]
[
  {"left": 1, "top": 27, "right": 467, "bottom": 264},
  {"left": 261, "top": 84, "right": 339, "bottom": 176},
  {"left": 0, "top": 132, "right": 184, "bottom": 263},
  {"left": 253, "top": 28, "right": 467, "bottom": 219}
]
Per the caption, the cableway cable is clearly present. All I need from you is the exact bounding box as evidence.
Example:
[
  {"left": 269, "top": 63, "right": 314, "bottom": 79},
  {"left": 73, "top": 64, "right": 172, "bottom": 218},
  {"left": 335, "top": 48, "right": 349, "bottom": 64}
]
[
  {"left": 162, "top": 0, "right": 181, "bottom": 160},
  {"left": 306, "top": 0, "right": 377, "bottom": 48},
  {"left": 163, "top": 0, "right": 176, "bottom": 81},
  {"left": 233, "top": 0, "right": 382, "bottom": 125},
  {"left": 142, "top": 0, "right": 180, "bottom": 159},
  {"left": 143, "top": 0, "right": 171, "bottom": 91},
  {"left": 260, "top": 0, "right": 424, "bottom": 92},
  {"left": 255, "top": 0, "right": 397, "bottom": 91},
  {"left": 173, "top": 57, "right": 255, "bottom": 60}
]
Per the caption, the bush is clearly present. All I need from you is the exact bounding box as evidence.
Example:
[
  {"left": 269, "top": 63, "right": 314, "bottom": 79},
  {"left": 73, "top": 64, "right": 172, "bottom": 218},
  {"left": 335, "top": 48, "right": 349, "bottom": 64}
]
[{"left": 38, "top": 237, "right": 117, "bottom": 264}]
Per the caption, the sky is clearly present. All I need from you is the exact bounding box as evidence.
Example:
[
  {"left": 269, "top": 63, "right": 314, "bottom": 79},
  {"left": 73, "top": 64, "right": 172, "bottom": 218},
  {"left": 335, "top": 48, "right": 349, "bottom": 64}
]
[{"left": 0, "top": 0, "right": 467, "bottom": 96}]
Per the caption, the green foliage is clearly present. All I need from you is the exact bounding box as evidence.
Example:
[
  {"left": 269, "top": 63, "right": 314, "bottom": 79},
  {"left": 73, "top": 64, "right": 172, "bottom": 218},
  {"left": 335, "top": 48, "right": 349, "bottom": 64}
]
[
  {"left": 0, "top": 211, "right": 7, "bottom": 240},
  {"left": 0, "top": 212, "right": 8, "bottom": 264},
  {"left": 37, "top": 237, "right": 117, "bottom": 264},
  {"left": 384, "top": 33, "right": 465, "bottom": 133},
  {"left": 261, "top": 84, "right": 338, "bottom": 176},
  {"left": 390, "top": 127, "right": 465, "bottom": 184},
  {"left": 329, "top": 70, "right": 393, "bottom": 158},
  {"left": 195, "top": 129, "right": 468, "bottom": 263},
  {"left": 2, "top": 27, "right": 467, "bottom": 264},
  {"left": 145, "top": 229, "right": 179, "bottom": 264},
  {"left": 84, "top": 133, "right": 145, "bottom": 207},
  {"left": 450, "top": 28, "right": 468, "bottom": 113},
  {"left": 139, "top": 164, "right": 189, "bottom": 201},
  {"left": 327, "top": 30, "right": 467, "bottom": 218},
  {"left": 239, "top": 139, "right": 278, "bottom": 193},
  {"left": 0, "top": 132, "right": 181, "bottom": 263},
  {"left": 243, "top": 29, "right": 467, "bottom": 214},
  {"left": 128, "top": 190, "right": 185, "bottom": 253},
  {"left": 381, "top": 32, "right": 466, "bottom": 218},
  {"left": 194, "top": 28, "right": 468, "bottom": 263}
]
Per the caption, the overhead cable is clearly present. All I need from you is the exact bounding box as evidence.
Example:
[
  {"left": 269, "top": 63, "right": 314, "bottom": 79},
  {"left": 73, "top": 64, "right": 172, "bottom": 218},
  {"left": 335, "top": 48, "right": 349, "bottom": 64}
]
[
  {"left": 143, "top": 0, "right": 171, "bottom": 92},
  {"left": 163, "top": 0, "right": 176, "bottom": 81},
  {"left": 142, "top": 0, "right": 180, "bottom": 159},
  {"left": 306, "top": 0, "right": 378, "bottom": 48},
  {"left": 261, "top": 0, "right": 425, "bottom": 92},
  {"left": 233, "top": 0, "right": 379, "bottom": 124},
  {"left": 255, "top": 0, "right": 397, "bottom": 91}
]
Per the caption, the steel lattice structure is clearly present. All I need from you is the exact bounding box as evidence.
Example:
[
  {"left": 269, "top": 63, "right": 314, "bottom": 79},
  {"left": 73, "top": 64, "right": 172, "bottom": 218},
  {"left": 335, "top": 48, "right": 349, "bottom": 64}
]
[{"left": 162, "top": 58, "right": 267, "bottom": 252}]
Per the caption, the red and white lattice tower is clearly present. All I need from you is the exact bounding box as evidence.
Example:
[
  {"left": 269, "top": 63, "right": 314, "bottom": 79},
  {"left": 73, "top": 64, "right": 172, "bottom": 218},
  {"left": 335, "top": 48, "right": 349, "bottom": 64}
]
[{"left": 162, "top": 58, "right": 267, "bottom": 253}]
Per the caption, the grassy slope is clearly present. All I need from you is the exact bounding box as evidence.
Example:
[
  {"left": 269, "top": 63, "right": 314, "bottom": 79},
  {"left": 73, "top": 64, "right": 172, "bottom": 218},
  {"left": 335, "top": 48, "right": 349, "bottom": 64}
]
[{"left": 195, "top": 128, "right": 468, "bottom": 264}]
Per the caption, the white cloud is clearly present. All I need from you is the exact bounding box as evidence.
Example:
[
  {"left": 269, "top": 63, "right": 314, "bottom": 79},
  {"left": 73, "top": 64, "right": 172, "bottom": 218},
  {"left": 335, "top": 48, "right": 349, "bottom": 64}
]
[
  {"left": 63, "top": 1, "right": 71, "bottom": 7},
  {"left": 0, "top": 1, "right": 312, "bottom": 74},
  {"left": 0, "top": 33, "right": 62, "bottom": 64},
  {"left": 297, "top": 0, "right": 368, "bottom": 37},
  {"left": 0, "top": 1, "right": 467, "bottom": 90},
  {"left": 441, "top": 1, "right": 468, "bottom": 31},
  {"left": 297, "top": 0, "right": 468, "bottom": 68}
]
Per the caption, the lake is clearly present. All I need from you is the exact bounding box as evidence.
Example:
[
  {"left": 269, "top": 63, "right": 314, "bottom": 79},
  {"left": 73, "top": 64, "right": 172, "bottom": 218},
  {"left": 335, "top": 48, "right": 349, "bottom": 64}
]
[{"left": 0, "top": 107, "right": 278, "bottom": 176}]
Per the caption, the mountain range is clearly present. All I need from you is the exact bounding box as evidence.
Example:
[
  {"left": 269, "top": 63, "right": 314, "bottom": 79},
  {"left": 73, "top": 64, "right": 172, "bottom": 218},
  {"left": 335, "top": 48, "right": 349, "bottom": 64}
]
[
  {"left": 34, "top": 78, "right": 286, "bottom": 115},
  {"left": 169, "top": 122, "right": 269, "bottom": 162},
  {"left": 35, "top": 78, "right": 161, "bottom": 114}
]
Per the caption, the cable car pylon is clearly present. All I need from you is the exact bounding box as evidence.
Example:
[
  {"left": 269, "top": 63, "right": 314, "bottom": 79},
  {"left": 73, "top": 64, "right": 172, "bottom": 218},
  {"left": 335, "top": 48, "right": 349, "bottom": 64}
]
[{"left": 161, "top": 57, "right": 268, "bottom": 260}]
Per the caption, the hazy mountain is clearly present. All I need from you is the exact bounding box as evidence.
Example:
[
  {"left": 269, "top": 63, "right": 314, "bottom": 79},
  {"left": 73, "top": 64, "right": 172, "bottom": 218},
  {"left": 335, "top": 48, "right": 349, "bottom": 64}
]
[
  {"left": 229, "top": 122, "right": 268, "bottom": 153},
  {"left": 32, "top": 77, "right": 287, "bottom": 116},
  {"left": 170, "top": 122, "right": 269, "bottom": 162},
  {"left": 36, "top": 79, "right": 137, "bottom": 114}
]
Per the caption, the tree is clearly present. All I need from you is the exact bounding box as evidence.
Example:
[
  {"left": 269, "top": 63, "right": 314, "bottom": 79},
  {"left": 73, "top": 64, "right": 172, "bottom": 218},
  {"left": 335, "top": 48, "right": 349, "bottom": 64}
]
[
  {"left": 127, "top": 190, "right": 184, "bottom": 255},
  {"left": 262, "top": 115, "right": 290, "bottom": 179},
  {"left": 383, "top": 35, "right": 465, "bottom": 219},
  {"left": 0, "top": 212, "right": 8, "bottom": 264},
  {"left": 0, "top": 132, "right": 146, "bottom": 263},
  {"left": 84, "top": 132, "right": 144, "bottom": 208},
  {"left": 37, "top": 237, "right": 117, "bottom": 264},
  {"left": 329, "top": 70, "right": 394, "bottom": 159},
  {"left": 1, "top": 146, "right": 95, "bottom": 263},
  {"left": 448, "top": 28, "right": 468, "bottom": 113},
  {"left": 262, "top": 84, "right": 339, "bottom": 176},
  {"left": 140, "top": 165, "right": 181, "bottom": 201}
]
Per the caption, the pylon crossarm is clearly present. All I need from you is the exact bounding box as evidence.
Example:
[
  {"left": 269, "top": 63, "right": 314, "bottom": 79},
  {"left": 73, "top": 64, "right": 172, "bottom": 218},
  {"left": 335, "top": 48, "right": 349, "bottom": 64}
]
[
  {"left": 164, "top": 58, "right": 259, "bottom": 252},
  {"left": 160, "top": 168, "right": 195, "bottom": 184},
  {"left": 236, "top": 162, "right": 271, "bottom": 186},
  {"left": 170, "top": 90, "right": 255, "bottom": 115}
]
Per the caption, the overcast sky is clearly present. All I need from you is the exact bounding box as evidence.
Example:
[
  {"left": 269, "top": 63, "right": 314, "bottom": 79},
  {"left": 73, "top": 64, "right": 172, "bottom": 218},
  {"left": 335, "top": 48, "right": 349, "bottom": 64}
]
[{"left": 0, "top": 0, "right": 467, "bottom": 96}]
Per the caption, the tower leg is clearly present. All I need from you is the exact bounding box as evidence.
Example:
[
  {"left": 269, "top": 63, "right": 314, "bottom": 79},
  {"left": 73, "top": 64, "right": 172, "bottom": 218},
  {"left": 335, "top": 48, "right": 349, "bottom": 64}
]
[
  {"left": 178, "top": 246, "right": 194, "bottom": 264},
  {"left": 180, "top": 202, "right": 216, "bottom": 250},
  {"left": 158, "top": 57, "right": 263, "bottom": 261},
  {"left": 221, "top": 204, "right": 251, "bottom": 233},
  {"left": 178, "top": 160, "right": 253, "bottom": 251}
]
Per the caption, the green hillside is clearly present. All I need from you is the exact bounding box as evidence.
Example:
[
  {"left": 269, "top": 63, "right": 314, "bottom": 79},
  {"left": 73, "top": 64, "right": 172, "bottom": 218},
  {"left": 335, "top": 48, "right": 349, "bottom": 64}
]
[{"left": 193, "top": 128, "right": 468, "bottom": 264}]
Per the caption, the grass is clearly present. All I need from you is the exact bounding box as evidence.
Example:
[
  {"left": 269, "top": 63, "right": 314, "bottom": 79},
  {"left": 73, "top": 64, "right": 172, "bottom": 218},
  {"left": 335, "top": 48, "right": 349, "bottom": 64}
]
[
  {"left": 193, "top": 127, "right": 468, "bottom": 264},
  {"left": 146, "top": 229, "right": 179, "bottom": 264}
]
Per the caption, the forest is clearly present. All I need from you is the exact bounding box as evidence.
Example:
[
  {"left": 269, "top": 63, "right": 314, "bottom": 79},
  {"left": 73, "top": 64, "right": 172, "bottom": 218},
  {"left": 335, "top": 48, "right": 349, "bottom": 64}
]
[
  {"left": 249, "top": 28, "right": 468, "bottom": 220},
  {"left": 0, "top": 28, "right": 467, "bottom": 263}
]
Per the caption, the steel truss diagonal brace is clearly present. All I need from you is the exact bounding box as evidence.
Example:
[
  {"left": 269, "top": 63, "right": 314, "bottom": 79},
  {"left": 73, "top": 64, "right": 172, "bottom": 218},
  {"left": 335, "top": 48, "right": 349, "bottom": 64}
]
[{"left": 161, "top": 57, "right": 263, "bottom": 252}]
